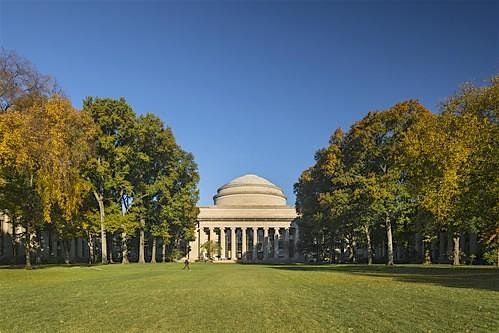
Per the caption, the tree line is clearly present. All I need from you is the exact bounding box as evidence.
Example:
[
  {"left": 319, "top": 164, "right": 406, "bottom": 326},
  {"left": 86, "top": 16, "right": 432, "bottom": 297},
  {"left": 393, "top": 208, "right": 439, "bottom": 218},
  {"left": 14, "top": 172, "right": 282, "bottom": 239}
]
[
  {"left": 294, "top": 77, "right": 498, "bottom": 266},
  {"left": 0, "top": 49, "right": 199, "bottom": 269}
]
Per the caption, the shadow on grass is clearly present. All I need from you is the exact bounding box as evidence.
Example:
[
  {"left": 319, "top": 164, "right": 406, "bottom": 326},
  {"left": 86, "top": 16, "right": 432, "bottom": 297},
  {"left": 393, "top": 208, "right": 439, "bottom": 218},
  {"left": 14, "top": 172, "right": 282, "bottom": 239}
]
[
  {"left": 269, "top": 264, "right": 499, "bottom": 292},
  {"left": 0, "top": 264, "right": 96, "bottom": 270}
]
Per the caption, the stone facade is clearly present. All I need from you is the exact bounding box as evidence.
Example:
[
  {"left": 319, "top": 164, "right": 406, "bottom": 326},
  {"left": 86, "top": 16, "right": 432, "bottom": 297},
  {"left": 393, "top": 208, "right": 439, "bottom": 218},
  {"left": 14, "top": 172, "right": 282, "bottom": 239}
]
[
  {"left": 0, "top": 212, "right": 91, "bottom": 265},
  {"left": 189, "top": 174, "right": 300, "bottom": 262}
]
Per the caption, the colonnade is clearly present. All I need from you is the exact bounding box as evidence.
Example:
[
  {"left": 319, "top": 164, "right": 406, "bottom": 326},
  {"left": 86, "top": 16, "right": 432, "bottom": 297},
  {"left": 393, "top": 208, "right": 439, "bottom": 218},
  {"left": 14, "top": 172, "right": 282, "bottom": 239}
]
[{"left": 197, "top": 226, "right": 299, "bottom": 262}]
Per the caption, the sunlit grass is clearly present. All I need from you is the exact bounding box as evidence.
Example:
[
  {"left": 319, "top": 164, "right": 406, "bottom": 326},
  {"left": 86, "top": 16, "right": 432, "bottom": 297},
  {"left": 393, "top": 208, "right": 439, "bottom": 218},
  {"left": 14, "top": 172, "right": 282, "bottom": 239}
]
[{"left": 0, "top": 264, "right": 497, "bottom": 332}]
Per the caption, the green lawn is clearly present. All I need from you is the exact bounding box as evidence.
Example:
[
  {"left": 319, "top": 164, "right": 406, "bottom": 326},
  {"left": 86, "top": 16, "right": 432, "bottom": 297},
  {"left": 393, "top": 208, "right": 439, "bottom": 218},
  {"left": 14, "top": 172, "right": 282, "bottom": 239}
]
[{"left": 0, "top": 264, "right": 497, "bottom": 332}]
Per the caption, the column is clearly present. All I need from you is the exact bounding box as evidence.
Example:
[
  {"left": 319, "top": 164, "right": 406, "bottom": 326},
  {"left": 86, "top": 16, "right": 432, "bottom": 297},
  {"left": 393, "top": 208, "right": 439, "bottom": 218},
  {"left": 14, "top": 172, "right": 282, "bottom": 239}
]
[
  {"left": 0, "top": 213, "right": 4, "bottom": 256},
  {"left": 469, "top": 233, "right": 477, "bottom": 258},
  {"left": 70, "top": 239, "right": 76, "bottom": 260},
  {"left": 76, "top": 238, "right": 83, "bottom": 258},
  {"left": 252, "top": 227, "right": 258, "bottom": 261},
  {"left": 431, "top": 238, "right": 438, "bottom": 262},
  {"left": 190, "top": 226, "right": 201, "bottom": 260},
  {"left": 220, "top": 228, "right": 226, "bottom": 259},
  {"left": 199, "top": 227, "right": 206, "bottom": 245},
  {"left": 294, "top": 227, "right": 300, "bottom": 259},
  {"left": 446, "top": 232, "right": 453, "bottom": 262},
  {"left": 263, "top": 227, "right": 269, "bottom": 260},
  {"left": 199, "top": 227, "right": 207, "bottom": 260},
  {"left": 439, "top": 232, "right": 446, "bottom": 263},
  {"left": 209, "top": 227, "right": 215, "bottom": 242},
  {"left": 460, "top": 233, "right": 466, "bottom": 259},
  {"left": 81, "top": 238, "right": 88, "bottom": 259},
  {"left": 51, "top": 230, "right": 58, "bottom": 256},
  {"left": 283, "top": 228, "right": 289, "bottom": 259},
  {"left": 242, "top": 227, "right": 247, "bottom": 261},
  {"left": 414, "top": 233, "right": 421, "bottom": 259},
  {"left": 209, "top": 227, "right": 215, "bottom": 259},
  {"left": 231, "top": 228, "right": 236, "bottom": 260},
  {"left": 274, "top": 228, "right": 280, "bottom": 259}
]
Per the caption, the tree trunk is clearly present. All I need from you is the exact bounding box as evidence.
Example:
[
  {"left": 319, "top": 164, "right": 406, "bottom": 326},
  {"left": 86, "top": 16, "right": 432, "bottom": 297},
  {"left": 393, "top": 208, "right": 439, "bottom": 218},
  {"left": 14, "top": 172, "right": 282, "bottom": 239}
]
[
  {"left": 24, "top": 222, "right": 32, "bottom": 270},
  {"left": 0, "top": 217, "right": 3, "bottom": 257},
  {"left": 138, "top": 221, "right": 145, "bottom": 264},
  {"left": 453, "top": 234, "right": 460, "bottom": 265},
  {"left": 11, "top": 216, "right": 17, "bottom": 266},
  {"left": 339, "top": 239, "right": 344, "bottom": 264},
  {"left": 63, "top": 240, "right": 70, "bottom": 265},
  {"left": 423, "top": 236, "right": 432, "bottom": 265},
  {"left": 94, "top": 191, "right": 108, "bottom": 264},
  {"left": 34, "top": 229, "right": 41, "bottom": 265},
  {"left": 161, "top": 241, "right": 166, "bottom": 263},
  {"left": 330, "top": 237, "right": 335, "bottom": 264},
  {"left": 365, "top": 227, "right": 372, "bottom": 265},
  {"left": 121, "top": 232, "right": 129, "bottom": 264},
  {"left": 108, "top": 233, "right": 114, "bottom": 263},
  {"left": 385, "top": 216, "right": 394, "bottom": 266},
  {"left": 351, "top": 237, "right": 357, "bottom": 263},
  {"left": 87, "top": 232, "right": 94, "bottom": 265},
  {"left": 151, "top": 237, "right": 157, "bottom": 263}
]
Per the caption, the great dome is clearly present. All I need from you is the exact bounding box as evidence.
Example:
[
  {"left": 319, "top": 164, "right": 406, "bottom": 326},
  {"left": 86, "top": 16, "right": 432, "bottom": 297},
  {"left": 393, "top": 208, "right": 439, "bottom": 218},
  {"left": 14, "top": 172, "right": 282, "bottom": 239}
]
[{"left": 213, "top": 174, "right": 287, "bottom": 206}]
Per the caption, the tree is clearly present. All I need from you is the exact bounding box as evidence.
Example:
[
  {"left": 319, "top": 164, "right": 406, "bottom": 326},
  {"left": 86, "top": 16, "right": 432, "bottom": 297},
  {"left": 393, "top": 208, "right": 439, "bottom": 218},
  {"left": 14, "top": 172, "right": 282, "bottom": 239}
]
[
  {"left": 443, "top": 77, "right": 498, "bottom": 266},
  {"left": 401, "top": 90, "right": 489, "bottom": 265},
  {"left": 201, "top": 240, "right": 220, "bottom": 260},
  {"left": 150, "top": 223, "right": 171, "bottom": 263},
  {"left": 102, "top": 201, "right": 138, "bottom": 264},
  {"left": 341, "top": 101, "right": 430, "bottom": 265},
  {"left": 351, "top": 175, "right": 384, "bottom": 265},
  {"left": 83, "top": 97, "right": 136, "bottom": 264},
  {"left": 129, "top": 113, "right": 179, "bottom": 263},
  {"left": 161, "top": 150, "right": 199, "bottom": 261},
  {"left": 294, "top": 167, "right": 323, "bottom": 260},
  {"left": 0, "top": 48, "right": 58, "bottom": 112},
  {"left": 0, "top": 95, "right": 95, "bottom": 269},
  {"left": 295, "top": 129, "right": 358, "bottom": 263}
]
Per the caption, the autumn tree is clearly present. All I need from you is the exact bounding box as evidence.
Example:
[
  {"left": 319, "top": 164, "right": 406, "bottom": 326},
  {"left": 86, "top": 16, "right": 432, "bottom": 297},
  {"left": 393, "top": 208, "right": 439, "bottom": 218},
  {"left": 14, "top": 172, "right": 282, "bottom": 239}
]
[
  {"left": 0, "top": 95, "right": 95, "bottom": 269},
  {"left": 294, "top": 167, "right": 323, "bottom": 259},
  {"left": 400, "top": 81, "right": 497, "bottom": 266},
  {"left": 295, "top": 129, "right": 358, "bottom": 263},
  {"left": 342, "top": 101, "right": 431, "bottom": 265},
  {"left": 0, "top": 48, "right": 58, "bottom": 112},
  {"left": 296, "top": 101, "right": 431, "bottom": 265},
  {"left": 442, "top": 78, "right": 498, "bottom": 265}
]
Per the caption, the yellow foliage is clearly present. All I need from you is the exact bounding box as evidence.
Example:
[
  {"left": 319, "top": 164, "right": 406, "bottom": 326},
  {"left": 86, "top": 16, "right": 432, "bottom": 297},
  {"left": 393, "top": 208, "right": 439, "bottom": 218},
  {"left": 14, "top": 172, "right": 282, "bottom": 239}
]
[{"left": 0, "top": 95, "right": 96, "bottom": 223}]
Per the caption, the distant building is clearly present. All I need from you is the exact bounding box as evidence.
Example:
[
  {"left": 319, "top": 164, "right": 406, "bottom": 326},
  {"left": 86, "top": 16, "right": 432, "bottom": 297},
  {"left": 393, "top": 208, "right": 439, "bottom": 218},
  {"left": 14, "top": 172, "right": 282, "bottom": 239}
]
[{"left": 189, "top": 174, "right": 300, "bottom": 262}]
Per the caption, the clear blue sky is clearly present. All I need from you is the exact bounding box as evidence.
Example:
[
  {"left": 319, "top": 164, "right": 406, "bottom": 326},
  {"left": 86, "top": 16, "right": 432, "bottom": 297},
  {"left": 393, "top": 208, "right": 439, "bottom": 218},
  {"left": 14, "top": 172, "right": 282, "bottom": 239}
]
[{"left": 1, "top": 1, "right": 497, "bottom": 205}]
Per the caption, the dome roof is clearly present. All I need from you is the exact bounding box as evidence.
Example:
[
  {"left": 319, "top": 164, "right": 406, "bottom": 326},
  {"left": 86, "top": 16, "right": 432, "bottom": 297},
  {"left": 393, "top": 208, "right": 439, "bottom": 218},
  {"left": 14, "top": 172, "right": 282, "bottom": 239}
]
[
  {"left": 226, "top": 174, "right": 275, "bottom": 186},
  {"left": 214, "top": 174, "right": 287, "bottom": 206}
]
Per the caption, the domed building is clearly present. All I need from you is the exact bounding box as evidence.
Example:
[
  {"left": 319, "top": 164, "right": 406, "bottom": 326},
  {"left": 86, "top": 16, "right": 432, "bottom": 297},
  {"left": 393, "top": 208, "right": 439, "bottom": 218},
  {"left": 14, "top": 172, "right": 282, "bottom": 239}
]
[{"left": 189, "top": 174, "right": 300, "bottom": 262}]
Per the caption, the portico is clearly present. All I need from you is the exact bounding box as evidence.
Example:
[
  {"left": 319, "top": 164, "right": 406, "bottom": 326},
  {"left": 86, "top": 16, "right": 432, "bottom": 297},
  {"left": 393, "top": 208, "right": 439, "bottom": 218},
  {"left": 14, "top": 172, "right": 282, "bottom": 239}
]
[{"left": 189, "top": 174, "right": 300, "bottom": 262}]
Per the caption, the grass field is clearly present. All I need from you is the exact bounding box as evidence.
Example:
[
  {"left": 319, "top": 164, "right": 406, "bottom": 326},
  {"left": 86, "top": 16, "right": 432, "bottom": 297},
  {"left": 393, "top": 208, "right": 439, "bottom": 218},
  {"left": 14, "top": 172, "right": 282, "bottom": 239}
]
[{"left": 0, "top": 263, "right": 497, "bottom": 332}]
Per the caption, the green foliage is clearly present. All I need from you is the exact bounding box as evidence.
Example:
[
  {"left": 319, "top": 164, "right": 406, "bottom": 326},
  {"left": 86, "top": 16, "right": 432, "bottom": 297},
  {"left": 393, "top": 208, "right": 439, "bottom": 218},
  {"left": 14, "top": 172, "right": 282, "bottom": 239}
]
[
  {"left": 296, "top": 101, "right": 430, "bottom": 264},
  {"left": 296, "top": 78, "right": 498, "bottom": 266},
  {"left": 104, "top": 202, "right": 138, "bottom": 236},
  {"left": 83, "top": 96, "right": 136, "bottom": 202},
  {"left": 82, "top": 97, "right": 199, "bottom": 263}
]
